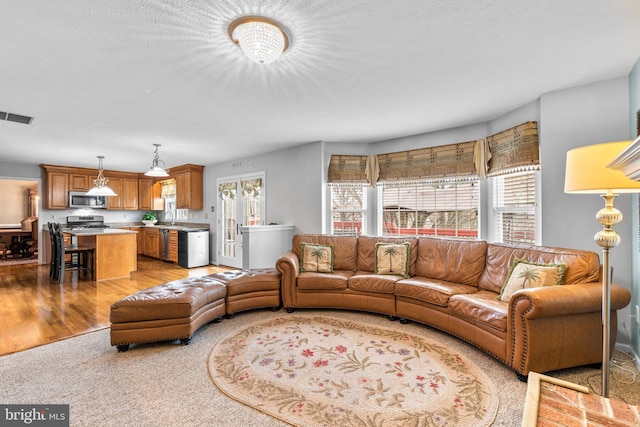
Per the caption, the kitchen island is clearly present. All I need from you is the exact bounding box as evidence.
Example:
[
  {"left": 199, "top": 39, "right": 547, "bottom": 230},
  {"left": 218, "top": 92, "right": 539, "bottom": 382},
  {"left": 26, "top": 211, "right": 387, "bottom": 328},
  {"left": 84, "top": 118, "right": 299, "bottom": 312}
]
[{"left": 66, "top": 228, "right": 137, "bottom": 281}]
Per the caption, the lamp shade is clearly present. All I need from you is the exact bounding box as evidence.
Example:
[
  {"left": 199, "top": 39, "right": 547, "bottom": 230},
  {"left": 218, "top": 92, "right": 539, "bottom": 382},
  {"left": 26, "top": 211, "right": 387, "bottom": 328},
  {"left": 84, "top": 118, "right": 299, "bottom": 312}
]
[{"left": 564, "top": 141, "right": 640, "bottom": 193}]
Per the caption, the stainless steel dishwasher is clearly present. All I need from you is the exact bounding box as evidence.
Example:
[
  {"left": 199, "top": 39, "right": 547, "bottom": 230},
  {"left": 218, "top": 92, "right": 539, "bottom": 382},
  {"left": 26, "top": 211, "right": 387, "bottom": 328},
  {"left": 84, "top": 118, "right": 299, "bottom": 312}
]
[{"left": 159, "top": 228, "right": 171, "bottom": 261}]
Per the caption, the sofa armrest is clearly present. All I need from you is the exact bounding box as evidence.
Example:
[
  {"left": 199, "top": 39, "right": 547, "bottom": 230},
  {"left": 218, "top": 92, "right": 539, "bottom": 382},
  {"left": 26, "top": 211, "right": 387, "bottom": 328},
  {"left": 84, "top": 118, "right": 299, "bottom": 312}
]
[
  {"left": 507, "top": 282, "right": 631, "bottom": 376},
  {"left": 509, "top": 282, "right": 630, "bottom": 320},
  {"left": 276, "top": 251, "right": 300, "bottom": 308}
]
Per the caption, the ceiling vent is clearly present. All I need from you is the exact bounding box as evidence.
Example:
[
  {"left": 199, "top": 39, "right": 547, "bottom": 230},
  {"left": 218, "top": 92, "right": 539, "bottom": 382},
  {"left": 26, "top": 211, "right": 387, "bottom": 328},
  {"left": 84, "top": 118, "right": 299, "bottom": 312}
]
[{"left": 0, "top": 111, "right": 33, "bottom": 125}]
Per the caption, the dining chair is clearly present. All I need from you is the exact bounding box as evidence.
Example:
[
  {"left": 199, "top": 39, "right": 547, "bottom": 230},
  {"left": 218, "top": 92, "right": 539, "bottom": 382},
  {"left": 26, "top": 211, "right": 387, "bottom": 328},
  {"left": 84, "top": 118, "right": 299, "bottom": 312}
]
[
  {"left": 51, "top": 223, "right": 96, "bottom": 285},
  {"left": 0, "top": 235, "right": 11, "bottom": 259},
  {"left": 20, "top": 218, "right": 38, "bottom": 258}
]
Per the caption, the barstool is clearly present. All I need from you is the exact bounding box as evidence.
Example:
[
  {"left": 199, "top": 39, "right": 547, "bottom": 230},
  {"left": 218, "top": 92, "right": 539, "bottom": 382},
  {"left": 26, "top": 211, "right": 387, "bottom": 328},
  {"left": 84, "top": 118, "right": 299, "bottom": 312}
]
[
  {"left": 51, "top": 223, "right": 95, "bottom": 285},
  {"left": 47, "top": 222, "right": 57, "bottom": 279}
]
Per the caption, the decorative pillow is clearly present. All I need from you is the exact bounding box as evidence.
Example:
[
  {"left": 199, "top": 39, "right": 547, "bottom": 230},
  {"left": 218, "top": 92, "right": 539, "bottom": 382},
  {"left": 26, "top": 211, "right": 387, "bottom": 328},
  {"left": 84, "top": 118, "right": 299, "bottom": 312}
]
[
  {"left": 374, "top": 242, "right": 411, "bottom": 278},
  {"left": 300, "top": 243, "right": 334, "bottom": 273},
  {"left": 498, "top": 259, "right": 568, "bottom": 302}
]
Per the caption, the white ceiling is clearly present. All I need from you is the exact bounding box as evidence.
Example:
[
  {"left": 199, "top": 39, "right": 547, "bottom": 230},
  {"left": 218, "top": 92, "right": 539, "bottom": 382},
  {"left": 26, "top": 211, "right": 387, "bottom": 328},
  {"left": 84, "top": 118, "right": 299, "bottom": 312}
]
[{"left": 1, "top": 0, "right": 639, "bottom": 173}]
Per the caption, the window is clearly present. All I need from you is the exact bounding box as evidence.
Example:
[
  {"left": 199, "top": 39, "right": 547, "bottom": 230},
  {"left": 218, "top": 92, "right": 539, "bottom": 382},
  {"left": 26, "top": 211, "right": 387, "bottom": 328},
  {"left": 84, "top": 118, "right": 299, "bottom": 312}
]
[
  {"left": 380, "top": 180, "right": 479, "bottom": 239},
  {"left": 491, "top": 171, "right": 538, "bottom": 245},
  {"left": 330, "top": 185, "right": 367, "bottom": 235}
]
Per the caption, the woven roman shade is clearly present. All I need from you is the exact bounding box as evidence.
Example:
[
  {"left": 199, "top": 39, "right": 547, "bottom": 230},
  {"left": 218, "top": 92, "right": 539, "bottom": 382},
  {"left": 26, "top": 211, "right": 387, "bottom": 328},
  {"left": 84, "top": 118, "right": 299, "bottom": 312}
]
[
  {"left": 377, "top": 140, "right": 478, "bottom": 183},
  {"left": 486, "top": 121, "right": 539, "bottom": 177},
  {"left": 328, "top": 155, "right": 377, "bottom": 186}
]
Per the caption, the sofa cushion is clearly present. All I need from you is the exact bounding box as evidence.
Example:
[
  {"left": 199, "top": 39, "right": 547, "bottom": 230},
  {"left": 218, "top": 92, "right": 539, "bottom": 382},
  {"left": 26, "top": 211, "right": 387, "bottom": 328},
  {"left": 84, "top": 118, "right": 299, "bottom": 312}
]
[
  {"left": 448, "top": 290, "right": 507, "bottom": 332},
  {"left": 293, "top": 234, "right": 357, "bottom": 271},
  {"left": 357, "top": 236, "right": 418, "bottom": 275},
  {"left": 415, "top": 238, "right": 487, "bottom": 286},
  {"left": 374, "top": 242, "right": 411, "bottom": 278},
  {"left": 297, "top": 270, "right": 351, "bottom": 290},
  {"left": 349, "top": 272, "right": 400, "bottom": 294},
  {"left": 395, "top": 277, "right": 478, "bottom": 307},
  {"left": 478, "top": 243, "right": 600, "bottom": 293},
  {"left": 300, "top": 243, "right": 334, "bottom": 273},
  {"left": 497, "top": 259, "right": 567, "bottom": 302}
]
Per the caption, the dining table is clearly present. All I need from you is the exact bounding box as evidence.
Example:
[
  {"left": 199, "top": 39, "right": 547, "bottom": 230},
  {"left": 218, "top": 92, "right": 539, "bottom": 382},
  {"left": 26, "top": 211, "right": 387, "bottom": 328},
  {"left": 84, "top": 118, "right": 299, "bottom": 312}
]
[{"left": 0, "top": 229, "right": 33, "bottom": 258}]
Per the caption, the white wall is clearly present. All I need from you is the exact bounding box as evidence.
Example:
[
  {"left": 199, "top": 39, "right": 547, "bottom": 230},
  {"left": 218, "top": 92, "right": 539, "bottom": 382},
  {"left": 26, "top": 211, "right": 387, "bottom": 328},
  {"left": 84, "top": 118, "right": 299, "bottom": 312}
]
[
  {"left": 0, "top": 179, "right": 37, "bottom": 226},
  {"left": 540, "top": 77, "right": 632, "bottom": 345},
  {"left": 204, "top": 142, "right": 324, "bottom": 263}
]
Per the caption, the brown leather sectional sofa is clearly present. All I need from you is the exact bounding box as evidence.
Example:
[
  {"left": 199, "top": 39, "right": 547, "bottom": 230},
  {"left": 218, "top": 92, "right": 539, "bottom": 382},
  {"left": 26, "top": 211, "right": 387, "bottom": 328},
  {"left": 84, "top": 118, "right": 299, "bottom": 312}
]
[{"left": 276, "top": 234, "right": 632, "bottom": 379}]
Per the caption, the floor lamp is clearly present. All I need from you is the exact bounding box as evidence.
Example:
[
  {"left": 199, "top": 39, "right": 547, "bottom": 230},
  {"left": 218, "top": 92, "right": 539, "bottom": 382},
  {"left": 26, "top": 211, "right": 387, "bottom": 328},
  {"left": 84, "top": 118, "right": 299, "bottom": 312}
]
[{"left": 564, "top": 140, "right": 640, "bottom": 398}]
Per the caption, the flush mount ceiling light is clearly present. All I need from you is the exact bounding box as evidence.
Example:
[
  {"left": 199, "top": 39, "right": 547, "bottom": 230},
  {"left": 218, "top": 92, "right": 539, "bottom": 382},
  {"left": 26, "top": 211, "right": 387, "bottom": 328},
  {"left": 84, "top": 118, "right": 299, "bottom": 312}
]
[
  {"left": 87, "top": 156, "right": 117, "bottom": 196},
  {"left": 145, "top": 143, "right": 169, "bottom": 177},
  {"left": 228, "top": 16, "right": 291, "bottom": 64}
]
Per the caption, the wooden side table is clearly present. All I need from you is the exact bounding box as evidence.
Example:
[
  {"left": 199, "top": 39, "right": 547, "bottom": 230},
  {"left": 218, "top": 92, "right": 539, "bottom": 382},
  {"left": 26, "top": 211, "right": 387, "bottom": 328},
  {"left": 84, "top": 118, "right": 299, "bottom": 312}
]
[{"left": 522, "top": 372, "right": 640, "bottom": 426}]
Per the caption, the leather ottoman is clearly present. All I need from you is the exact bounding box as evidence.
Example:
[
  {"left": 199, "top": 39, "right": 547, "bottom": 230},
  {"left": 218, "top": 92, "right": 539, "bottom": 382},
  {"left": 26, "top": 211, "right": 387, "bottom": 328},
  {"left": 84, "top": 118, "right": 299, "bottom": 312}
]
[
  {"left": 110, "top": 276, "right": 227, "bottom": 352},
  {"left": 206, "top": 268, "right": 281, "bottom": 318}
]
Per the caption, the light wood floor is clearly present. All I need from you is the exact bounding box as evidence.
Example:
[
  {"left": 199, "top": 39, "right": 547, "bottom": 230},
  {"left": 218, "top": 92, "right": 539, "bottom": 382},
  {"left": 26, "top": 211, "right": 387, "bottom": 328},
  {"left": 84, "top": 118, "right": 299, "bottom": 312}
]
[{"left": 0, "top": 256, "right": 235, "bottom": 356}]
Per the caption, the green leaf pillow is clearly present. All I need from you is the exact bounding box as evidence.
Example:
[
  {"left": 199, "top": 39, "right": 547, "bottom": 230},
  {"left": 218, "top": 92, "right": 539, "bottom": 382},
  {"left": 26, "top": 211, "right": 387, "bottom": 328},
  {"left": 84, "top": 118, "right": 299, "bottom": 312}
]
[
  {"left": 498, "top": 259, "right": 567, "bottom": 302},
  {"left": 300, "top": 243, "right": 334, "bottom": 273},
  {"left": 374, "top": 242, "right": 411, "bottom": 278}
]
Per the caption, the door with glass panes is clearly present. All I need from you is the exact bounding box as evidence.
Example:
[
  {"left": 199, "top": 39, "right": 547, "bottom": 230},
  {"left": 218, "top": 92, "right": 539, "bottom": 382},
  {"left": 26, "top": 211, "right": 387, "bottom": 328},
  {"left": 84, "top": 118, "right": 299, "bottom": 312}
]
[{"left": 217, "top": 175, "right": 265, "bottom": 268}]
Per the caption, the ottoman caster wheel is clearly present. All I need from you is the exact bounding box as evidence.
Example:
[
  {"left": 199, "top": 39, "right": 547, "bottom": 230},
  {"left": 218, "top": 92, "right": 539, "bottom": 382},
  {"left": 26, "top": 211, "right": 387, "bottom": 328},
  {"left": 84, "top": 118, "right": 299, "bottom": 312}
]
[
  {"left": 116, "top": 344, "right": 130, "bottom": 352},
  {"left": 214, "top": 316, "right": 224, "bottom": 323},
  {"left": 286, "top": 308, "right": 295, "bottom": 313},
  {"left": 226, "top": 313, "right": 235, "bottom": 319},
  {"left": 180, "top": 337, "right": 192, "bottom": 346},
  {"left": 399, "top": 318, "right": 408, "bottom": 324},
  {"left": 271, "top": 306, "right": 281, "bottom": 312},
  {"left": 388, "top": 316, "right": 398, "bottom": 321}
]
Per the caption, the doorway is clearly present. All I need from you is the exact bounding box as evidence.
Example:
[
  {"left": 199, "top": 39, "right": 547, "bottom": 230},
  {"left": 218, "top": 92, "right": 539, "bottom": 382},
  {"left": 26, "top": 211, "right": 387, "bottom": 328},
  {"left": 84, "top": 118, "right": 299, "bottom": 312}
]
[{"left": 216, "top": 173, "right": 265, "bottom": 268}]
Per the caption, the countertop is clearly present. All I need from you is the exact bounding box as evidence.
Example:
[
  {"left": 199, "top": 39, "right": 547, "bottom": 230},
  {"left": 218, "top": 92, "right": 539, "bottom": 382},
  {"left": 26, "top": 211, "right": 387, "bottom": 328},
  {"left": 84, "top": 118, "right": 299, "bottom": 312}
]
[
  {"left": 64, "top": 228, "right": 138, "bottom": 236},
  {"left": 108, "top": 222, "right": 210, "bottom": 232},
  {"left": 140, "top": 225, "right": 209, "bottom": 232}
]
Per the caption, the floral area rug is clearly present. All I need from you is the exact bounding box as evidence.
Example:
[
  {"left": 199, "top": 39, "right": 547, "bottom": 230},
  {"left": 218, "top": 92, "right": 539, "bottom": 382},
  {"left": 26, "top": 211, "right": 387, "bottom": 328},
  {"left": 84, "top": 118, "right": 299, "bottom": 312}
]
[{"left": 208, "top": 315, "right": 499, "bottom": 426}]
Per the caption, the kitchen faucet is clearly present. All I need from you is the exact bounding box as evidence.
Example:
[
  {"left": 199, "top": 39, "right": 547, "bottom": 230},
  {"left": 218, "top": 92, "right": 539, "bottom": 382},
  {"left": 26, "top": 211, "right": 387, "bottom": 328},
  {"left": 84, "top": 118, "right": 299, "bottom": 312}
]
[{"left": 167, "top": 200, "right": 176, "bottom": 226}]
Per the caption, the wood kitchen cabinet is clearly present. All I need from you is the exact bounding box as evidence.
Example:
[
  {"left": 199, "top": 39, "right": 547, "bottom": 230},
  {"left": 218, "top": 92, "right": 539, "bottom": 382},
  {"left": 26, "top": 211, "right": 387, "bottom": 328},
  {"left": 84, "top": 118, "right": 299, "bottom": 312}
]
[
  {"left": 44, "top": 171, "right": 69, "bottom": 209},
  {"left": 171, "top": 164, "right": 204, "bottom": 209},
  {"left": 127, "top": 227, "right": 144, "bottom": 254},
  {"left": 42, "top": 164, "right": 98, "bottom": 209},
  {"left": 169, "top": 230, "right": 178, "bottom": 262},
  {"left": 106, "top": 178, "right": 123, "bottom": 210},
  {"left": 106, "top": 177, "right": 138, "bottom": 210},
  {"left": 122, "top": 178, "right": 139, "bottom": 210},
  {"left": 143, "top": 227, "right": 159, "bottom": 258},
  {"left": 41, "top": 163, "right": 203, "bottom": 211},
  {"left": 69, "top": 173, "right": 91, "bottom": 191},
  {"left": 138, "top": 178, "right": 164, "bottom": 211}
]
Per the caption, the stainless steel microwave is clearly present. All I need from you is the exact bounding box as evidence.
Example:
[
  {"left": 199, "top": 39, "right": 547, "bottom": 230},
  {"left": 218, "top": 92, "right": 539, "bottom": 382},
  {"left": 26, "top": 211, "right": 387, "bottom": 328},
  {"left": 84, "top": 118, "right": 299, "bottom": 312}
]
[{"left": 68, "top": 191, "right": 106, "bottom": 209}]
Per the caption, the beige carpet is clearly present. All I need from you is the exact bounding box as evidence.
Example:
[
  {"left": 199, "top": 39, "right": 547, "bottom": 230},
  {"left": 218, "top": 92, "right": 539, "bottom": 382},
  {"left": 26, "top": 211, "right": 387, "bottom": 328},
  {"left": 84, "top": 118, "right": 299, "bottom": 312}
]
[
  {"left": 209, "top": 315, "right": 499, "bottom": 426},
  {"left": 0, "top": 309, "right": 638, "bottom": 426}
]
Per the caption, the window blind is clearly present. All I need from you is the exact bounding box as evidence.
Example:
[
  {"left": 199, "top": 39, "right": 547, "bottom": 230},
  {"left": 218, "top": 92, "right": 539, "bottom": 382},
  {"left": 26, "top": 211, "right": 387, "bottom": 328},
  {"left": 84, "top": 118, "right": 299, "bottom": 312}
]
[
  {"left": 381, "top": 179, "right": 479, "bottom": 239},
  {"left": 492, "top": 171, "right": 537, "bottom": 244}
]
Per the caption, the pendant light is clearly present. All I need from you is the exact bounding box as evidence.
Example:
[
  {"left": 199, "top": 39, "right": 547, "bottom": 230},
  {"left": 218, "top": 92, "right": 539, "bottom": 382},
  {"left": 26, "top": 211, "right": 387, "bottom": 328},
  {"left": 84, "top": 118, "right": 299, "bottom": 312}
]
[
  {"left": 145, "top": 144, "right": 169, "bottom": 177},
  {"left": 87, "top": 156, "right": 117, "bottom": 196}
]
